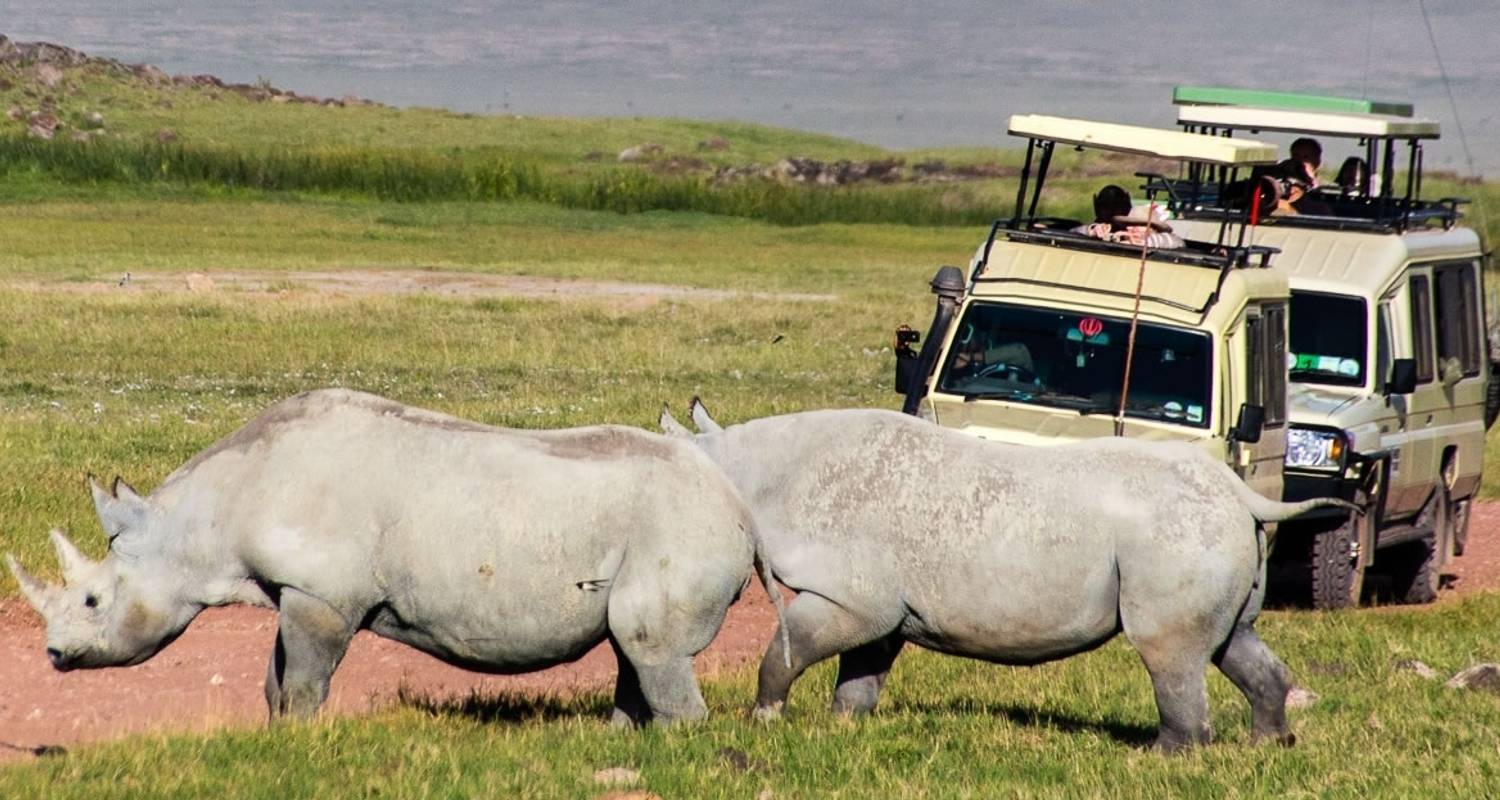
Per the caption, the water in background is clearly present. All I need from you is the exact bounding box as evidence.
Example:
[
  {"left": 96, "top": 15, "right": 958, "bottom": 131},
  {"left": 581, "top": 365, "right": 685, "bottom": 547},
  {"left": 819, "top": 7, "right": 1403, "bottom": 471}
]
[{"left": 6, "top": 0, "right": 1498, "bottom": 173}]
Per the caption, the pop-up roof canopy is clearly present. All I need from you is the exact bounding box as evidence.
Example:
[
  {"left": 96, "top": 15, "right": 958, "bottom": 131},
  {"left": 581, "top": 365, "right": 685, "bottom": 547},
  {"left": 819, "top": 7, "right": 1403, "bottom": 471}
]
[
  {"left": 1175, "top": 105, "right": 1440, "bottom": 140},
  {"left": 1007, "top": 114, "right": 1278, "bottom": 165},
  {"left": 1172, "top": 86, "right": 1414, "bottom": 118}
]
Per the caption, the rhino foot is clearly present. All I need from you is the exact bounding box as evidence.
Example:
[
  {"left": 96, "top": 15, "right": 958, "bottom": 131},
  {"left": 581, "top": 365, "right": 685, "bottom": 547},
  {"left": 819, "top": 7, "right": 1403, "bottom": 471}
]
[{"left": 751, "top": 703, "right": 784, "bottom": 723}]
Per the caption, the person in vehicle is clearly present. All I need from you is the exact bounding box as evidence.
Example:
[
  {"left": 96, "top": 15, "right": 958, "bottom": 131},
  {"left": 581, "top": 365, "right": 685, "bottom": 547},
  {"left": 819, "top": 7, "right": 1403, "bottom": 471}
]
[
  {"left": 1073, "top": 185, "right": 1185, "bottom": 249},
  {"left": 1335, "top": 156, "right": 1369, "bottom": 195},
  {"left": 1284, "top": 137, "right": 1323, "bottom": 187}
]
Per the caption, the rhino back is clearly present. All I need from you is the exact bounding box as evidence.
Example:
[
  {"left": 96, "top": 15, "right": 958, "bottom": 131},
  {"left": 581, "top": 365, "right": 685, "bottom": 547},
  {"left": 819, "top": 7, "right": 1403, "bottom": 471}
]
[{"left": 162, "top": 390, "right": 753, "bottom": 667}]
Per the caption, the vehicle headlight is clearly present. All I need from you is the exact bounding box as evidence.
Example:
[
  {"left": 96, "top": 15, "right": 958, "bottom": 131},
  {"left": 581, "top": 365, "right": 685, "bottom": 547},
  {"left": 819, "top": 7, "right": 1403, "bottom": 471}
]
[{"left": 1285, "top": 427, "right": 1346, "bottom": 470}]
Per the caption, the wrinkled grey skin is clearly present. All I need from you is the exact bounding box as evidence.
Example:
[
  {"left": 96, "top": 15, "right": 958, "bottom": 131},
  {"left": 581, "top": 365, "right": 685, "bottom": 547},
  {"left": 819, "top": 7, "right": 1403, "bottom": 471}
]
[
  {"left": 7, "top": 389, "right": 765, "bottom": 726},
  {"left": 662, "top": 401, "right": 1356, "bottom": 751}
]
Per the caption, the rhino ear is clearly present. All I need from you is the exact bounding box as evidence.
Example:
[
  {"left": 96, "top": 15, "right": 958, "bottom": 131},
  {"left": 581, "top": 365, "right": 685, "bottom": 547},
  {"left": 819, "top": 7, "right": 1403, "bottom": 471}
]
[
  {"left": 689, "top": 396, "right": 723, "bottom": 434},
  {"left": 89, "top": 474, "right": 148, "bottom": 541},
  {"left": 659, "top": 404, "right": 692, "bottom": 438},
  {"left": 6, "top": 554, "right": 53, "bottom": 615},
  {"left": 49, "top": 528, "right": 95, "bottom": 585}
]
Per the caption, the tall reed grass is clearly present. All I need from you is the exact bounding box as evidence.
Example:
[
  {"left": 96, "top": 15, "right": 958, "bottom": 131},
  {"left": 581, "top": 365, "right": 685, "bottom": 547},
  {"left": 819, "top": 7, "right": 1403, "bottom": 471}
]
[{"left": 0, "top": 135, "right": 1001, "bottom": 226}]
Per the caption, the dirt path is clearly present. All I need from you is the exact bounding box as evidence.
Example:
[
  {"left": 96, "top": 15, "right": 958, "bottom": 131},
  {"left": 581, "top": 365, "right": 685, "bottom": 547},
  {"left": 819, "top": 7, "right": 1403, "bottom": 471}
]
[
  {"left": 3, "top": 506, "right": 1499, "bottom": 763},
  {"left": 7, "top": 270, "right": 836, "bottom": 308}
]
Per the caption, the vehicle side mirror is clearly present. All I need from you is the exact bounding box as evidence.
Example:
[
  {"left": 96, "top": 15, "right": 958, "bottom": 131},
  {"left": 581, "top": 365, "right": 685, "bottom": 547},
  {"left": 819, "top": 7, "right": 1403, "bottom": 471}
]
[
  {"left": 1230, "top": 403, "right": 1265, "bottom": 443},
  {"left": 1386, "top": 358, "right": 1417, "bottom": 395},
  {"left": 894, "top": 326, "right": 921, "bottom": 395}
]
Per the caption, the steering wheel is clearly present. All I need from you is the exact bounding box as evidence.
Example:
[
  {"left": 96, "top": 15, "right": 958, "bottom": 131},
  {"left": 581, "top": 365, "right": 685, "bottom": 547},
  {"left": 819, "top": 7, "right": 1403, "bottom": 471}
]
[{"left": 975, "top": 362, "right": 1039, "bottom": 384}]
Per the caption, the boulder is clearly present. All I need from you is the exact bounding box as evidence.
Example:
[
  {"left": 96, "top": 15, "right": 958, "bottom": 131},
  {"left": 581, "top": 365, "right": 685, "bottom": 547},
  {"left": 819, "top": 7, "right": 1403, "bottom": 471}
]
[
  {"left": 1445, "top": 663, "right": 1500, "bottom": 692},
  {"left": 35, "top": 63, "right": 63, "bottom": 89},
  {"left": 618, "top": 143, "right": 664, "bottom": 162},
  {"left": 81, "top": 111, "right": 105, "bottom": 130},
  {"left": 184, "top": 273, "right": 216, "bottom": 293},
  {"left": 5, "top": 105, "right": 23, "bottom": 121},
  {"left": 133, "top": 63, "right": 169, "bottom": 85},
  {"left": 1395, "top": 659, "right": 1440, "bottom": 680},
  {"left": 1285, "top": 685, "right": 1319, "bottom": 709},
  {"left": 26, "top": 110, "right": 58, "bottom": 140},
  {"left": 592, "top": 767, "right": 641, "bottom": 787}
]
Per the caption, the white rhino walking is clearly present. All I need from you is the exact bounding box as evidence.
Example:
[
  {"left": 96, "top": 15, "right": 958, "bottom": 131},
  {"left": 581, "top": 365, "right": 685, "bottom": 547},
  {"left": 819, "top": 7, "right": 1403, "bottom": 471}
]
[
  {"left": 9, "top": 389, "right": 776, "bottom": 726},
  {"left": 661, "top": 401, "right": 1353, "bottom": 751}
]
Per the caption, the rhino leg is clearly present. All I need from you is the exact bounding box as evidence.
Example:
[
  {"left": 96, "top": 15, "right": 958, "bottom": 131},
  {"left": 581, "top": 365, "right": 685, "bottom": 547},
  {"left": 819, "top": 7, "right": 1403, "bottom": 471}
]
[
  {"left": 831, "top": 633, "right": 904, "bottom": 716},
  {"left": 606, "top": 566, "right": 729, "bottom": 725},
  {"left": 264, "top": 588, "right": 359, "bottom": 719},
  {"left": 1212, "top": 623, "right": 1294, "bottom": 746},
  {"left": 754, "top": 592, "right": 893, "bottom": 721},
  {"left": 608, "top": 637, "right": 653, "bottom": 728}
]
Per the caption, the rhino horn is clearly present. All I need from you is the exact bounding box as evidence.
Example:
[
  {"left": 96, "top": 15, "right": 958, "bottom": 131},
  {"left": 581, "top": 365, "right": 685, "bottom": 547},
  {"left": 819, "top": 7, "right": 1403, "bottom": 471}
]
[
  {"left": 689, "top": 396, "right": 723, "bottom": 434},
  {"left": 49, "top": 528, "right": 94, "bottom": 585},
  {"left": 6, "top": 554, "right": 54, "bottom": 614},
  {"left": 659, "top": 404, "right": 692, "bottom": 438}
]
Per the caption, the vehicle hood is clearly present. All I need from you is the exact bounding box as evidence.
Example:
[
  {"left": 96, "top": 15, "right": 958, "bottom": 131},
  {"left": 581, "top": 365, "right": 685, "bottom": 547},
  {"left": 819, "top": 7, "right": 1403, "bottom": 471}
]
[{"left": 1288, "top": 383, "right": 1361, "bottom": 422}]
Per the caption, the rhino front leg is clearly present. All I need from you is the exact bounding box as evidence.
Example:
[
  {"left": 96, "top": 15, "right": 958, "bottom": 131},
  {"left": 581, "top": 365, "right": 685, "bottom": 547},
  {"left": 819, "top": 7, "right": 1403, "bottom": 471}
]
[
  {"left": 756, "top": 592, "right": 894, "bottom": 721},
  {"left": 831, "top": 633, "right": 904, "bottom": 716},
  {"left": 265, "top": 588, "right": 360, "bottom": 719}
]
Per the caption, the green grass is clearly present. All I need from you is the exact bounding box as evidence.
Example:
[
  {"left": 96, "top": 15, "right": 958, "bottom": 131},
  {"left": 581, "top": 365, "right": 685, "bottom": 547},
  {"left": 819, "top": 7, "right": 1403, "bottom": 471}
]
[{"left": 4, "top": 594, "right": 1500, "bottom": 797}]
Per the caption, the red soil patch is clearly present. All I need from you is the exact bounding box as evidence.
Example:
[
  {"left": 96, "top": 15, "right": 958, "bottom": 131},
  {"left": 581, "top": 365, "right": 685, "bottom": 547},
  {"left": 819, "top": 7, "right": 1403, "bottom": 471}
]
[{"left": 3, "top": 503, "right": 1499, "bottom": 762}]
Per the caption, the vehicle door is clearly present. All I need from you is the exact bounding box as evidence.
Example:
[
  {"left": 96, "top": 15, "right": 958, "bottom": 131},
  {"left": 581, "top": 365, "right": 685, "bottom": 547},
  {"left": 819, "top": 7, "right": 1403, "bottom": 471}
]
[
  {"left": 1430, "top": 259, "right": 1487, "bottom": 499},
  {"left": 1387, "top": 267, "right": 1440, "bottom": 516},
  {"left": 1239, "top": 303, "right": 1287, "bottom": 500}
]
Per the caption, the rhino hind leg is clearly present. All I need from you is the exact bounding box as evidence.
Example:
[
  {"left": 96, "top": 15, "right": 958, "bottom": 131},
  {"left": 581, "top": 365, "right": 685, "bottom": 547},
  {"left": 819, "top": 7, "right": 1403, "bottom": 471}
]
[
  {"left": 831, "top": 633, "right": 904, "bottom": 716},
  {"left": 608, "top": 637, "right": 654, "bottom": 728},
  {"left": 265, "top": 588, "right": 360, "bottom": 719},
  {"left": 1212, "top": 623, "right": 1295, "bottom": 746},
  {"left": 1136, "top": 648, "right": 1213, "bottom": 754},
  {"left": 754, "top": 592, "right": 895, "bottom": 721}
]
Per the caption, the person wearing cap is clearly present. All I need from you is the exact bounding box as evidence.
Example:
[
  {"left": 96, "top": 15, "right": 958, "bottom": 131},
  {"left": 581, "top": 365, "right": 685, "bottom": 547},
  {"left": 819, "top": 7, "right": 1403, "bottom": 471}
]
[{"left": 1074, "top": 185, "right": 1185, "bottom": 249}]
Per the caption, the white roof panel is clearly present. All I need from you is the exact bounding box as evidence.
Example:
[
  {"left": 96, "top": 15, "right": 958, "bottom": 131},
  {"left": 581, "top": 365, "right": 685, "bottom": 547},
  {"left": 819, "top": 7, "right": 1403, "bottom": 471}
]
[
  {"left": 1177, "top": 105, "right": 1440, "bottom": 139},
  {"left": 1007, "top": 114, "right": 1278, "bottom": 165}
]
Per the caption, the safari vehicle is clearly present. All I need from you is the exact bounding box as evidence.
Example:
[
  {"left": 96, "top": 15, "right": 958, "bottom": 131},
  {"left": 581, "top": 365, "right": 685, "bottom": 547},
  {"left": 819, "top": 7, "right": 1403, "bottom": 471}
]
[
  {"left": 894, "top": 115, "right": 1291, "bottom": 504},
  {"left": 1158, "top": 87, "right": 1496, "bottom": 608}
]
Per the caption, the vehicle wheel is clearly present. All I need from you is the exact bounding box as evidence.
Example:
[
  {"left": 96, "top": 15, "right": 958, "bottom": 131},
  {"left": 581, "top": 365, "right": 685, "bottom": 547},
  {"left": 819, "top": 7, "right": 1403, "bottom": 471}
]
[
  {"left": 1309, "top": 512, "right": 1364, "bottom": 610},
  {"left": 1388, "top": 486, "right": 1455, "bottom": 605},
  {"left": 1453, "top": 498, "right": 1472, "bottom": 556},
  {"left": 1484, "top": 370, "right": 1500, "bottom": 430}
]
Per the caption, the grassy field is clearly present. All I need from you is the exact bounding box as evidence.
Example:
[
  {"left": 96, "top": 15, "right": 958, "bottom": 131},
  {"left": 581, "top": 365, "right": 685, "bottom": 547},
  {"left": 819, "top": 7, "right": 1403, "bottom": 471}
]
[
  {"left": 3, "top": 593, "right": 1499, "bottom": 797},
  {"left": 5, "top": 50, "right": 1500, "bottom": 794}
]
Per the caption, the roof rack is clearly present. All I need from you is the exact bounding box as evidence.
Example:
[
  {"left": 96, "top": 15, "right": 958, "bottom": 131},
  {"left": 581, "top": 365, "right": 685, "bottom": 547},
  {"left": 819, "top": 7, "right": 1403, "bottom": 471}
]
[
  {"left": 1172, "top": 86, "right": 1414, "bottom": 118},
  {"left": 1176, "top": 105, "right": 1439, "bottom": 140},
  {"left": 1001, "top": 115, "right": 1279, "bottom": 275}
]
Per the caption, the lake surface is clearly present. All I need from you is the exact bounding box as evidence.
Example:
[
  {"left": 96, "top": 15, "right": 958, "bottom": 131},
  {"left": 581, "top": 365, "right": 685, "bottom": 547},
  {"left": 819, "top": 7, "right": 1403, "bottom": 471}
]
[{"left": 6, "top": 0, "right": 1498, "bottom": 172}]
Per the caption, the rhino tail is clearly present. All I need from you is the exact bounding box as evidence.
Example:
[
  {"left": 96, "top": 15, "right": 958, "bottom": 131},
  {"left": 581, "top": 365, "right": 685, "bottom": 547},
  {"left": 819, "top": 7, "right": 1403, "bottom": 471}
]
[
  {"left": 1229, "top": 475, "right": 1363, "bottom": 522},
  {"left": 753, "top": 544, "right": 792, "bottom": 669}
]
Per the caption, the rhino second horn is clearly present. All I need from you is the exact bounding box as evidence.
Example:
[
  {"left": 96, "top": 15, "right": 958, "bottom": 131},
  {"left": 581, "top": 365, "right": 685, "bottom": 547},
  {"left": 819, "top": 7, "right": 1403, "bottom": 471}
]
[
  {"left": 49, "top": 528, "right": 95, "bottom": 585},
  {"left": 6, "top": 554, "right": 54, "bottom": 613}
]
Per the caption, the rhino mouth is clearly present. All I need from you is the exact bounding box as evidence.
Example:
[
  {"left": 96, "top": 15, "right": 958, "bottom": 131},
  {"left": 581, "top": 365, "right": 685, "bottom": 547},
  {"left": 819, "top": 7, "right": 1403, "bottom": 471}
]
[{"left": 46, "top": 648, "right": 78, "bottom": 672}]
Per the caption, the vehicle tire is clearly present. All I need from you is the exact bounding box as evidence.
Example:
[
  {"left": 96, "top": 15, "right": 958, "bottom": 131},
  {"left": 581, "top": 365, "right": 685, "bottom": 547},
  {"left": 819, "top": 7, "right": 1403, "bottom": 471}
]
[
  {"left": 1388, "top": 486, "right": 1455, "bottom": 605},
  {"left": 1309, "top": 512, "right": 1364, "bottom": 610}
]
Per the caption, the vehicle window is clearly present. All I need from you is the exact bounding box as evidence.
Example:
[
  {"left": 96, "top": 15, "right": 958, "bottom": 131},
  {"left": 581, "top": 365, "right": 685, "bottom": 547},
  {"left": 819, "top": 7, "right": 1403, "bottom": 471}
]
[
  {"left": 1409, "top": 274, "right": 1434, "bottom": 383},
  {"left": 1375, "top": 304, "right": 1392, "bottom": 393},
  {"left": 1246, "top": 313, "right": 1264, "bottom": 412},
  {"left": 1263, "top": 304, "right": 1287, "bottom": 426},
  {"left": 936, "top": 302, "right": 1213, "bottom": 428},
  {"left": 1289, "top": 292, "right": 1367, "bottom": 387},
  {"left": 1434, "top": 263, "right": 1481, "bottom": 375}
]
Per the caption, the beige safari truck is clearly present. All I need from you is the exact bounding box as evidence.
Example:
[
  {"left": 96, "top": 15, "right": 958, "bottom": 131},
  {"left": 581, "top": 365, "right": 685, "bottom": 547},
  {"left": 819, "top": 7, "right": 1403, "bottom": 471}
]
[
  {"left": 894, "top": 115, "right": 1291, "bottom": 504},
  {"left": 1160, "top": 86, "right": 1495, "bottom": 607}
]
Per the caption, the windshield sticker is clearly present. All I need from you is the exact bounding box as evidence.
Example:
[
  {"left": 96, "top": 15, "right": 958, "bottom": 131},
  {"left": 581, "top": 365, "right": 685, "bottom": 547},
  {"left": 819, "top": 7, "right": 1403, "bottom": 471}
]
[
  {"left": 1186, "top": 404, "right": 1204, "bottom": 423},
  {"left": 1078, "top": 317, "right": 1103, "bottom": 338},
  {"left": 1163, "top": 401, "right": 1184, "bottom": 420},
  {"left": 1338, "top": 358, "right": 1360, "bottom": 376},
  {"left": 1293, "top": 352, "right": 1359, "bottom": 374}
]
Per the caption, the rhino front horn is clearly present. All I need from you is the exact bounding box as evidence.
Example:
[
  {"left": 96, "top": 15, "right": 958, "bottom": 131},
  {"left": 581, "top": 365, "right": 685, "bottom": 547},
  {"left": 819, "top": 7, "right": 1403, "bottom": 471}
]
[
  {"left": 49, "top": 528, "right": 95, "bottom": 585},
  {"left": 6, "top": 554, "right": 53, "bottom": 614}
]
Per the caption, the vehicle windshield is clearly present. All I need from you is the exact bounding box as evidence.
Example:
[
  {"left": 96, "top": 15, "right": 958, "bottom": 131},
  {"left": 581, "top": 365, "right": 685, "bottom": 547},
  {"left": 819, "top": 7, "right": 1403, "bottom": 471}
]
[
  {"left": 937, "top": 302, "right": 1213, "bottom": 428},
  {"left": 1289, "top": 291, "right": 1367, "bottom": 387}
]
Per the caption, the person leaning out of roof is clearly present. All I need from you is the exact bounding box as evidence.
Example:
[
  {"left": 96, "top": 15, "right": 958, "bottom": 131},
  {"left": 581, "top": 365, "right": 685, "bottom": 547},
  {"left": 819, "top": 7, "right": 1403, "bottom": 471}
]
[{"left": 1073, "top": 184, "right": 1185, "bottom": 249}]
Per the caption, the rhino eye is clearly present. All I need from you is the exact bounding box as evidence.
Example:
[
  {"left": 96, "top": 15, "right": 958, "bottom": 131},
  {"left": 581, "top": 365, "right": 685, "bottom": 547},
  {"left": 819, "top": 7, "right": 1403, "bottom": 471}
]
[{"left": 84, "top": 594, "right": 99, "bottom": 608}]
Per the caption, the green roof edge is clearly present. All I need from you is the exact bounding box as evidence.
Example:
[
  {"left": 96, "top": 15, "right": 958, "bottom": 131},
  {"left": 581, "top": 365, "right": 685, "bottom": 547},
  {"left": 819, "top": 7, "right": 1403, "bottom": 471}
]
[{"left": 1172, "top": 86, "right": 1414, "bottom": 118}]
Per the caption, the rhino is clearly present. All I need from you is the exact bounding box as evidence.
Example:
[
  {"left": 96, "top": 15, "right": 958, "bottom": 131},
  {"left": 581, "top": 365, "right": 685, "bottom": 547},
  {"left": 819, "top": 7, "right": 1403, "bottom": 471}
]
[
  {"left": 7, "top": 389, "right": 782, "bottom": 726},
  {"left": 660, "top": 401, "right": 1354, "bottom": 751}
]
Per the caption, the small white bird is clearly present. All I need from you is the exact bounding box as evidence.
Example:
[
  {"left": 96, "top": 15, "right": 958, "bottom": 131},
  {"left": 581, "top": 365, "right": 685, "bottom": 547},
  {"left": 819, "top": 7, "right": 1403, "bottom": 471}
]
[{"left": 118, "top": 272, "right": 131, "bottom": 287}]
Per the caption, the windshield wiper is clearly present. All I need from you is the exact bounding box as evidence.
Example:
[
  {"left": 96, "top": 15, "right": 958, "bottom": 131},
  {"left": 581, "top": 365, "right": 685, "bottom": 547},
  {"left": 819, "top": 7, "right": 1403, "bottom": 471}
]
[{"left": 961, "top": 389, "right": 1113, "bottom": 416}]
